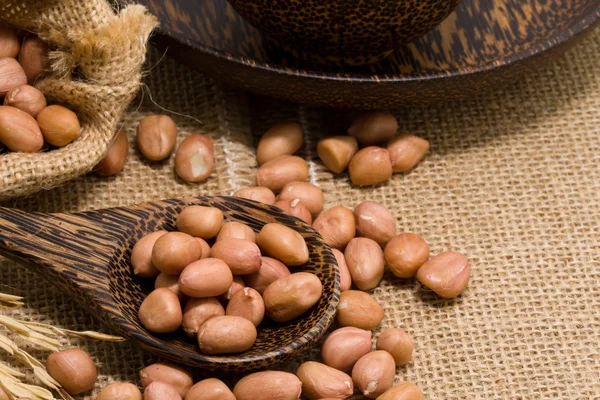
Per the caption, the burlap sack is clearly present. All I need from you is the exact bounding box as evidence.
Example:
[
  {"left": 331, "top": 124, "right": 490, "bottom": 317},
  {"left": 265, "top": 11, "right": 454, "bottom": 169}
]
[{"left": 0, "top": 0, "right": 156, "bottom": 200}]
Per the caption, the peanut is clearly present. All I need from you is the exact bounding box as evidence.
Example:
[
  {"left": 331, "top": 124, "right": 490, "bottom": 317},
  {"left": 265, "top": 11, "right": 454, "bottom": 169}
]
[
  {"left": 352, "top": 351, "right": 396, "bottom": 398},
  {"left": 278, "top": 181, "right": 325, "bottom": 217},
  {"left": 226, "top": 287, "right": 265, "bottom": 326},
  {"left": 3, "top": 84, "right": 46, "bottom": 117},
  {"left": 197, "top": 315, "right": 257, "bottom": 354},
  {"left": 416, "top": 251, "right": 470, "bottom": 298},
  {"left": 384, "top": 233, "right": 430, "bottom": 278},
  {"left": 321, "top": 327, "right": 373, "bottom": 371},
  {"left": 138, "top": 288, "right": 183, "bottom": 333},
  {"left": 137, "top": 114, "right": 177, "bottom": 161},
  {"left": 182, "top": 298, "right": 224, "bottom": 338},
  {"left": 376, "top": 382, "right": 424, "bottom": 400},
  {"left": 348, "top": 146, "right": 393, "bottom": 186},
  {"left": 95, "top": 130, "right": 129, "bottom": 176},
  {"left": 210, "top": 239, "right": 262, "bottom": 274},
  {"left": 233, "top": 186, "right": 276, "bottom": 205},
  {"left": 344, "top": 237, "right": 385, "bottom": 291},
  {"left": 176, "top": 206, "right": 223, "bottom": 239},
  {"left": 312, "top": 206, "right": 355, "bottom": 250},
  {"left": 36, "top": 105, "right": 81, "bottom": 147},
  {"left": 233, "top": 371, "right": 302, "bottom": 400},
  {"left": 185, "top": 378, "right": 235, "bottom": 400},
  {"left": 387, "top": 133, "right": 429, "bottom": 173},
  {"left": 46, "top": 349, "right": 97, "bottom": 395},
  {"left": 274, "top": 199, "right": 313, "bottom": 225},
  {"left": 256, "top": 121, "right": 303, "bottom": 165},
  {"left": 348, "top": 111, "right": 398, "bottom": 146},
  {"left": 354, "top": 200, "right": 396, "bottom": 247},
  {"left": 216, "top": 221, "right": 256, "bottom": 242},
  {"left": 179, "top": 258, "right": 233, "bottom": 298},
  {"left": 376, "top": 328, "right": 413, "bottom": 366},
  {"left": 296, "top": 361, "right": 354, "bottom": 400},
  {"left": 151, "top": 232, "right": 202, "bottom": 275},
  {"left": 336, "top": 290, "right": 384, "bottom": 330},
  {"left": 131, "top": 230, "right": 167, "bottom": 278},
  {"left": 18, "top": 36, "right": 49, "bottom": 84},
  {"left": 256, "top": 223, "right": 309, "bottom": 266},
  {"left": 263, "top": 272, "right": 322, "bottom": 322},
  {"left": 140, "top": 363, "right": 193, "bottom": 397},
  {"left": 256, "top": 155, "right": 308, "bottom": 193},
  {"left": 317, "top": 135, "right": 358, "bottom": 173},
  {"left": 175, "top": 134, "right": 214, "bottom": 182},
  {"left": 332, "top": 248, "right": 352, "bottom": 292},
  {"left": 243, "top": 256, "right": 291, "bottom": 294},
  {"left": 0, "top": 105, "right": 44, "bottom": 152}
]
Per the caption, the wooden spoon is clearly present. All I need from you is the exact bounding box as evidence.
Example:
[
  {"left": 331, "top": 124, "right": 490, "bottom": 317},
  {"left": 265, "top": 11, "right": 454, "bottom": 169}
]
[{"left": 0, "top": 196, "right": 340, "bottom": 372}]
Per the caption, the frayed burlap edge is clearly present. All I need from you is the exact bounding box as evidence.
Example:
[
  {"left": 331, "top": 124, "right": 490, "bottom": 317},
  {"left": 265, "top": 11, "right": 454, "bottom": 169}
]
[{"left": 0, "top": 0, "right": 157, "bottom": 200}]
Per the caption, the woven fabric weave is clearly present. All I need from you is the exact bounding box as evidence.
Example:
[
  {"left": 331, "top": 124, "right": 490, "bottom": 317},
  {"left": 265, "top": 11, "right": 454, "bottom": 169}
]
[
  {"left": 0, "top": 0, "right": 156, "bottom": 199},
  {"left": 1, "top": 25, "right": 599, "bottom": 400}
]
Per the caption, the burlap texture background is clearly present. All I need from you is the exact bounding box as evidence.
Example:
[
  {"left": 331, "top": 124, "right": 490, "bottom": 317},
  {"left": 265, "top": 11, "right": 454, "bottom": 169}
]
[
  {"left": 1, "top": 25, "right": 600, "bottom": 399},
  {"left": 0, "top": 0, "right": 156, "bottom": 200}
]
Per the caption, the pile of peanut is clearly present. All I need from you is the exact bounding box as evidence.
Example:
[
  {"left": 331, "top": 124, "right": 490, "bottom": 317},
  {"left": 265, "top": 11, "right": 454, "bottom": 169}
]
[
  {"left": 132, "top": 206, "right": 319, "bottom": 355},
  {"left": 0, "top": 24, "right": 83, "bottom": 154}
]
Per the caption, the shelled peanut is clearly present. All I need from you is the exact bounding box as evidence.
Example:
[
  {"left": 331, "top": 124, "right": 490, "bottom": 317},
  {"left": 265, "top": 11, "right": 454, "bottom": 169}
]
[
  {"left": 131, "top": 205, "right": 320, "bottom": 355},
  {"left": 0, "top": 23, "right": 85, "bottom": 154}
]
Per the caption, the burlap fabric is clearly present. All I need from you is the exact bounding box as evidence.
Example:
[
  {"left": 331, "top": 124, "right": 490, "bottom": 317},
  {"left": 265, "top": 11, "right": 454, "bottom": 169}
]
[
  {"left": 0, "top": 0, "right": 156, "bottom": 200},
  {"left": 1, "top": 26, "right": 600, "bottom": 399}
]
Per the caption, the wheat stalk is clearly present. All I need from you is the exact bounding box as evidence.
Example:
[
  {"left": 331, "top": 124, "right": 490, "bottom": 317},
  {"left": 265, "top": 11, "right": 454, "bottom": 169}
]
[{"left": 0, "top": 292, "right": 125, "bottom": 400}]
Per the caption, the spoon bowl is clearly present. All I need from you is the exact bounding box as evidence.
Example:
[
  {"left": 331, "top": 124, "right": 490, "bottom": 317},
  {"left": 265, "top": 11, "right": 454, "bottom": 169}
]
[{"left": 0, "top": 196, "right": 340, "bottom": 372}]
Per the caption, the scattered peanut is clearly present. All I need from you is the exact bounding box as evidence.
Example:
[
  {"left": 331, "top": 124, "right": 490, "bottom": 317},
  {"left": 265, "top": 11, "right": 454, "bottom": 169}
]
[
  {"left": 348, "top": 146, "right": 393, "bottom": 186},
  {"left": 296, "top": 361, "right": 354, "bottom": 400},
  {"left": 256, "top": 121, "right": 303, "bottom": 165},
  {"left": 185, "top": 378, "right": 236, "bottom": 400},
  {"left": 278, "top": 181, "right": 325, "bottom": 217},
  {"left": 233, "top": 371, "right": 302, "bottom": 400},
  {"left": 197, "top": 315, "right": 257, "bottom": 354},
  {"left": 384, "top": 233, "right": 430, "bottom": 278},
  {"left": 344, "top": 237, "right": 385, "bottom": 291},
  {"left": 179, "top": 258, "right": 233, "bottom": 298},
  {"left": 140, "top": 363, "right": 193, "bottom": 397},
  {"left": 182, "top": 297, "right": 225, "bottom": 338},
  {"left": 352, "top": 350, "right": 396, "bottom": 398},
  {"left": 376, "top": 328, "right": 414, "bottom": 366},
  {"left": 376, "top": 382, "right": 424, "bottom": 400},
  {"left": 416, "top": 251, "right": 470, "bottom": 298},
  {"left": 176, "top": 206, "right": 224, "bottom": 239},
  {"left": 321, "top": 327, "right": 373, "bottom": 371},
  {"left": 256, "top": 155, "right": 309, "bottom": 193},
  {"left": 45, "top": 349, "right": 97, "bottom": 395},
  {"left": 348, "top": 111, "right": 398, "bottom": 146},
  {"left": 138, "top": 288, "right": 183, "bottom": 333},
  {"left": 143, "top": 382, "right": 182, "bottom": 400},
  {"left": 387, "top": 133, "right": 430, "bottom": 173},
  {"left": 336, "top": 290, "right": 384, "bottom": 330},
  {"left": 95, "top": 130, "right": 129, "bottom": 176},
  {"left": 210, "top": 238, "right": 262, "bottom": 274},
  {"left": 256, "top": 223, "right": 309, "bottom": 266},
  {"left": 175, "top": 134, "right": 214, "bottom": 182},
  {"left": 195, "top": 237, "right": 211, "bottom": 258},
  {"left": 96, "top": 383, "right": 142, "bottom": 400},
  {"left": 312, "top": 206, "right": 356, "bottom": 250},
  {"left": 317, "top": 135, "right": 358, "bottom": 173},
  {"left": 137, "top": 114, "right": 177, "bottom": 161},
  {"left": 233, "top": 186, "right": 276, "bottom": 205},
  {"left": 263, "top": 272, "right": 323, "bottom": 322},
  {"left": 3, "top": 84, "right": 47, "bottom": 117},
  {"left": 354, "top": 200, "right": 396, "bottom": 247}
]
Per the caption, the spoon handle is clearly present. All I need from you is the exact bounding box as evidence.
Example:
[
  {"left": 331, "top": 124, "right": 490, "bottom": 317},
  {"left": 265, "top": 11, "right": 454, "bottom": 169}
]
[{"left": 0, "top": 206, "right": 126, "bottom": 308}]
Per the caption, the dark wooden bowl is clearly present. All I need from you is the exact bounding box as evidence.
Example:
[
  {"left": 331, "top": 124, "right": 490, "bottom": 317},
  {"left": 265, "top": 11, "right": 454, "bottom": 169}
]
[
  {"left": 226, "top": 0, "right": 461, "bottom": 65},
  {"left": 120, "top": 0, "right": 599, "bottom": 108},
  {"left": 0, "top": 196, "right": 340, "bottom": 372}
]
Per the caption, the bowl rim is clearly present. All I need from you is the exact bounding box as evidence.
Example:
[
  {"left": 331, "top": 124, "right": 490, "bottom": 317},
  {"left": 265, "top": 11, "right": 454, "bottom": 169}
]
[{"left": 157, "top": 2, "right": 600, "bottom": 83}]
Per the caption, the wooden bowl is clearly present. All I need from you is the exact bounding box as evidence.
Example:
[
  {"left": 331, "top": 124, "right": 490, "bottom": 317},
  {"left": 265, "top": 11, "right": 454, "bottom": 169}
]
[
  {"left": 124, "top": 0, "right": 599, "bottom": 107},
  {"left": 0, "top": 197, "right": 340, "bottom": 372},
  {"left": 226, "top": 0, "right": 461, "bottom": 65}
]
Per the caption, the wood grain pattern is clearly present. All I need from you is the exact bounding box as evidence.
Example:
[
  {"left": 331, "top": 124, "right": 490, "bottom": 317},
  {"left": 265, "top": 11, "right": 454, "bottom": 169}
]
[
  {"left": 119, "top": 0, "right": 599, "bottom": 108},
  {"left": 0, "top": 196, "right": 340, "bottom": 372}
]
